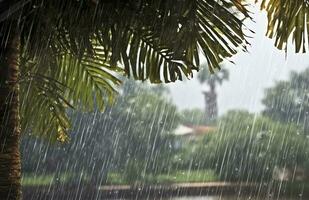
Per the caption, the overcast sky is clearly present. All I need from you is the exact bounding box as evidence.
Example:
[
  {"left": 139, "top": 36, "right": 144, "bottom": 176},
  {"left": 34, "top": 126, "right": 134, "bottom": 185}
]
[{"left": 168, "top": 6, "right": 309, "bottom": 115}]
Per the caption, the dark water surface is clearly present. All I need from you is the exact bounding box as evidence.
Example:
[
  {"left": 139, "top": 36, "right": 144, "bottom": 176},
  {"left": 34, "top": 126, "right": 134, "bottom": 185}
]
[
  {"left": 114, "top": 196, "right": 303, "bottom": 200},
  {"left": 169, "top": 197, "right": 301, "bottom": 200}
]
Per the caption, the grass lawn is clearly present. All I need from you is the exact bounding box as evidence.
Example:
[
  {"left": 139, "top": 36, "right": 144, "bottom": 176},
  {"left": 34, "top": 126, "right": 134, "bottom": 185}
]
[
  {"left": 22, "top": 173, "right": 74, "bottom": 186},
  {"left": 106, "top": 169, "right": 218, "bottom": 185},
  {"left": 282, "top": 181, "right": 309, "bottom": 193},
  {"left": 21, "top": 171, "right": 309, "bottom": 195},
  {"left": 156, "top": 170, "right": 218, "bottom": 183},
  {"left": 22, "top": 174, "right": 55, "bottom": 186}
]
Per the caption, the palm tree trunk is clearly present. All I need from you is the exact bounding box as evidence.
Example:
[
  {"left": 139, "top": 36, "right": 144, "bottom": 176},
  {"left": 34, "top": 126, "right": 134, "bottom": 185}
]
[
  {"left": 0, "top": 32, "right": 21, "bottom": 199},
  {"left": 204, "top": 82, "right": 218, "bottom": 125}
]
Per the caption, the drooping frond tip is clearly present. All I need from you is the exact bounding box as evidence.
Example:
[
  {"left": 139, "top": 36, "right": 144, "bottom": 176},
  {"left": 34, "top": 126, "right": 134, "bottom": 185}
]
[
  {"left": 193, "top": 0, "right": 250, "bottom": 74},
  {"left": 259, "top": 0, "right": 309, "bottom": 53}
]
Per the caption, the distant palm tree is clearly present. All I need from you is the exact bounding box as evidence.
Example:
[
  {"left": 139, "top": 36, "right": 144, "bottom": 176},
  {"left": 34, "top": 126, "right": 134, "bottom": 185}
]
[
  {"left": 0, "top": 0, "right": 248, "bottom": 199},
  {"left": 198, "top": 65, "right": 229, "bottom": 124}
]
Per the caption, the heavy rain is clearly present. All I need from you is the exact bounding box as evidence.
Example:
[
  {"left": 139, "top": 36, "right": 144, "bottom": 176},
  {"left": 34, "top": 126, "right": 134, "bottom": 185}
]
[{"left": 0, "top": 1, "right": 308, "bottom": 200}]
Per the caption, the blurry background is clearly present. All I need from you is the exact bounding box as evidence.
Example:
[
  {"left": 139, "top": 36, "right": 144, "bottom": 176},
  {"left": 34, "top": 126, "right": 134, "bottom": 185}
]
[{"left": 21, "top": 4, "right": 309, "bottom": 200}]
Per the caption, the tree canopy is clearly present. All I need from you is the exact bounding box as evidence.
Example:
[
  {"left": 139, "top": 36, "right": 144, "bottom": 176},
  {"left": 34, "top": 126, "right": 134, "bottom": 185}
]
[
  {"left": 192, "top": 110, "right": 309, "bottom": 182},
  {"left": 262, "top": 68, "right": 309, "bottom": 133}
]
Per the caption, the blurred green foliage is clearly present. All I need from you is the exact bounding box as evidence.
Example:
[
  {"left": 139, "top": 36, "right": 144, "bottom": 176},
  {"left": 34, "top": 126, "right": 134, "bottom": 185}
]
[
  {"left": 22, "top": 78, "right": 309, "bottom": 186},
  {"left": 189, "top": 110, "right": 309, "bottom": 182},
  {"left": 22, "top": 80, "right": 179, "bottom": 185},
  {"left": 262, "top": 69, "right": 309, "bottom": 134},
  {"left": 180, "top": 108, "right": 207, "bottom": 126}
]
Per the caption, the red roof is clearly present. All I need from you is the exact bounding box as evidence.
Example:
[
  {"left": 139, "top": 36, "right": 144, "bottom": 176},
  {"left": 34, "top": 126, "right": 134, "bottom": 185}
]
[
  {"left": 191, "top": 126, "right": 216, "bottom": 135},
  {"left": 174, "top": 125, "right": 216, "bottom": 136}
]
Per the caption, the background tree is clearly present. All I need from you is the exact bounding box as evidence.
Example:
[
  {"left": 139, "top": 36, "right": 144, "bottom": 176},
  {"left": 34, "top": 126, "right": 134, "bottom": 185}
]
[
  {"left": 197, "top": 64, "right": 229, "bottom": 124},
  {"left": 0, "top": 1, "right": 249, "bottom": 198},
  {"left": 262, "top": 68, "right": 309, "bottom": 134},
  {"left": 105, "top": 81, "right": 179, "bottom": 183},
  {"left": 193, "top": 110, "right": 309, "bottom": 182}
]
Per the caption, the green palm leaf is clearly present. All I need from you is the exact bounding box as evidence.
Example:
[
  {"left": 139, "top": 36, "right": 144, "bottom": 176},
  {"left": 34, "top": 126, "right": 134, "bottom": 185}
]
[
  {"left": 18, "top": 0, "right": 248, "bottom": 82},
  {"left": 20, "top": 69, "right": 72, "bottom": 142},
  {"left": 259, "top": 0, "right": 309, "bottom": 52},
  {"left": 20, "top": 41, "right": 122, "bottom": 142}
]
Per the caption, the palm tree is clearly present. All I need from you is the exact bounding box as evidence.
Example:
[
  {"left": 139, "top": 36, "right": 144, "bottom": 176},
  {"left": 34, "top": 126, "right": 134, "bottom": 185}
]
[
  {"left": 0, "top": 0, "right": 249, "bottom": 199},
  {"left": 198, "top": 65, "right": 229, "bottom": 124}
]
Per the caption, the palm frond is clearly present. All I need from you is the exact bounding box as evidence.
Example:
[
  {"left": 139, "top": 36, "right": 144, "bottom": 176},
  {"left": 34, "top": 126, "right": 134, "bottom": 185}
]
[
  {"left": 20, "top": 40, "right": 122, "bottom": 142},
  {"left": 17, "top": 0, "right": 249, "bottom": 83},
  {"left": 110, "top": 0, "right": 249, "bottom": 81},
  {"left": 55, "top": 43, "right": 122, "bottom": 112},
  {"left": 259, "top": 0, "right": 309, "bottom": 52},
  {"left": 195, "top": 0, "right": 249, "bottom": 72},
  {"left": 20, "top": 67, "right": 72, "bottom": 142}
]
